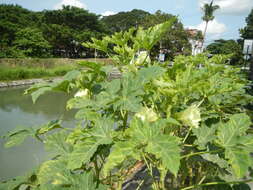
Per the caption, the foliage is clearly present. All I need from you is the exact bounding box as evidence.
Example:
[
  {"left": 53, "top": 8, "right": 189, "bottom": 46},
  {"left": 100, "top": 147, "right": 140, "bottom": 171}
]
[
  {"left": 102, "top": 10, "right": 191, "bottom": 60},
  {"left": 201, "top": 1, "right": 220, "bottom": 22},
  {"left": 1, "top": 21, "right": 253, "bottom": 190},
  {"left": 240, "top": 8, "right": 253, "bottom": 39},
  {"left": 41, "top": 5, "right": 106, "bottom": 58},
  {"left": 0, "top": 5, "right": 191, "bottom": 59},
  {"left": 201, "top": 0, "right": 220, "bottom": 47},
  {"left": 13, "top": 27, "right": 51, "bottom": 58},
  {"left": 206, "top": 39, "right": 244, "bottom": 65},
  {"left": 0, "top": 4, "right": 106, "bottom": 58},
  {"left": 140, "top": 10, "right": 192, "bottom": 59},
  {"left": 101, "top": 9, "right": 150, "bottom": 33}
]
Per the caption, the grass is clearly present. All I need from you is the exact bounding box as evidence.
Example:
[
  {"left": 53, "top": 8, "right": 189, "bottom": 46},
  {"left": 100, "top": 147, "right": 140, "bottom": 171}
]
[
  {"left": 0, "top": 58, "right": 114, "bottom": 81},
  {"left": 0, "top": 65, "right": 76, "bottom": 81}
]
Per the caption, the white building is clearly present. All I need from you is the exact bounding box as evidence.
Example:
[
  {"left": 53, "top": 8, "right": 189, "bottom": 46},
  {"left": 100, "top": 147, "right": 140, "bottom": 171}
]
[{"left": 186, "top": 29, "right": 203, "bottom": 56}]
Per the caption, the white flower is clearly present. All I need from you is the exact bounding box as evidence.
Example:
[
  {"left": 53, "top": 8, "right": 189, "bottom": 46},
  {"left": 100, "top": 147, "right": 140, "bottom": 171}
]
[
  {"left": 74, "top": 89, "right": 89, "bottom": 98},
  {"left": 178, "top": 105, "right": 201, "bottom": 128},
  {"left": 135, "top": 107, "right": 158, "bottom": 123}
]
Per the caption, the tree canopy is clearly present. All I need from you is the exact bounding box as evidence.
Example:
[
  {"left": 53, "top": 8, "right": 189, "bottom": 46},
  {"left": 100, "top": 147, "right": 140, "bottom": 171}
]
[
  {"left": 0, "top": 4, "right": 191, "bottom": 60},
  {"left": 101, "top": 9, "right": 150, "bottom": 33},
  {"left": 0, "top": 4, "right": 106, "bottom": 58},
  {"left": 240, "top": 8, "right": 253, "bottom": 39},
  {"left": 206, "top": 39, "right": 244, "bottom": 65},
  {"left": 201, "top": 0, "right": 219, "bottom": 48}
]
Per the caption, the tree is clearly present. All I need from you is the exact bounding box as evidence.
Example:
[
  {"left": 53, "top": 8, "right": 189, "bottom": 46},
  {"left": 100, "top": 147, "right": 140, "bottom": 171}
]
[
  {"left": 101, "top": 9, "right": 150, "bottom": 33},
  {"left": 13, "top": 27, "right": 51, "bottom": 57},
  {"left": 201, "top": 0, "right": 219, "bottom": 48},
  {"left": 0, "top": 4, "right": 40, "bottom": 57},
  {"left": 41, "top": 6, "right": 106, "bottom": 58},
  {"left": 2, "top": 22, "right": 253, "bottom": 190},
  {"left": 141, "top": 10, "right": 191, "bottom": 59},
  {"left": 206, "top": 39, "right": 244, "bottom": 65},
  {"left": 0, "top": 4, "right": 106, "bottom": 58},
  {"left": 240, "top": 9, "right": 253, "bottom": 39}
]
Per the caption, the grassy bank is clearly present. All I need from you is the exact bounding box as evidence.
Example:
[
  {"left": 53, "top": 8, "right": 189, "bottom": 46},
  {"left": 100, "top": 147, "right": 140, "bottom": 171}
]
[
  {"left": 0, "top": 58, "right": 113, "bottom": 81},
  {"left": 0, "top": 65, "right": 76, "bottom": 81}
]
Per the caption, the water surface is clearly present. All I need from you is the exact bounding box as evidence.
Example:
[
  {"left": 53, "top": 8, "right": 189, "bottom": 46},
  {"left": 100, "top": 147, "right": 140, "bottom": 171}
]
[{"left": 0, "top": 86, "right": 76, "bottom": 181}]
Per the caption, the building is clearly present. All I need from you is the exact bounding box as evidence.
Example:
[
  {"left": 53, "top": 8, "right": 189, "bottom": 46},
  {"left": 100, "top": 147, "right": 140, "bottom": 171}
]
[{"left": 186, "top": 29, "right": 203, "bottom": 56}]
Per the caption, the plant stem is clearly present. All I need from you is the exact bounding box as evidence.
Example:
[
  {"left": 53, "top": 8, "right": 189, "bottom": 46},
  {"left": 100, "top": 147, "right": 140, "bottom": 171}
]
[
  {"left": 198, "top": 176, "right": 206, "bottom": 185},
  {"left": 94, "top": 159, "right": 100, "bottom": 185},
  {"left": 123, "top": 111, "right": 128, "bottom": 131},
  {"left": 181, "top": 149, "right": 222, "bottom": 159},
  {"left": 180, "top": 179, "right": 253, "bottom": 190},
  {"left": 183, "top": 126, "right": 193, "bottom": 143},
  {"left": 142, "top": 153, "right": 160, "bottom": 190}
]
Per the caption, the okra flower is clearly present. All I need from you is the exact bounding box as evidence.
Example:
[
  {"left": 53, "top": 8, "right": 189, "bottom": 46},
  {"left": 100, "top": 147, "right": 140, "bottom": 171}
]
[
  {"left": 135, "top": 107, "right": 158, "bottom": 123},
  {"left": 74, "top": 89, "right": 90, "bottom": 98}
]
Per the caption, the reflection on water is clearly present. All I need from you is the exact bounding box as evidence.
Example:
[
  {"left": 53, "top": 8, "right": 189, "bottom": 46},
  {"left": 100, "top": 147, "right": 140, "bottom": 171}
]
[{"left": 0, "top": 86, "right": 76, "bottom": 181}]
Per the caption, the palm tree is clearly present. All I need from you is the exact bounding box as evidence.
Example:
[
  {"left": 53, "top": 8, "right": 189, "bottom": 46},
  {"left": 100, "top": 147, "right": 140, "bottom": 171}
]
[{"left": 201, "top": 0, "right": 220, "bottom": 48}]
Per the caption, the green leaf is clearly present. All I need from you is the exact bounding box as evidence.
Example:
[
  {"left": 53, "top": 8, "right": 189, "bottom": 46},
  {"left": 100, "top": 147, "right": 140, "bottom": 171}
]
[
  {"left": 145, "top": 135, "right": 181, "bottom": 176},
  {"left": 83, "top": 37, "right": 108, "bottom": 52},
  {"left": 237, "top": 135, "right": 253, "bottom": 152},
  {"left": 4, "top": 127, "right": 36, "bottom": 148},
  {"left": 104, "top": 79, "right": 121, "bottom": 95},
  {"left": 38, "top": 159, "right": 67, "bottom": 185},
  {"left": 103, "top": 141, "right": 137, "bottom": 176},
  {"left": 63, "top": 70, "right": 81, "bottom": 81},
  {"left": 216, "top": 114, "right": 253, "bottom": 178},
  {"left": 232, "top": 184, "right": 251, "bottom": 190},
  {"left": 0, "top": 176, "right": 27, "bottom": 190},
  {"left": 67, "top": 137, "right": 110, "bottom": 170},
  {"left": 128, "top": 118, "right": 160, "bottom": 144},
  {"left": 38, "top": 120, "right": 62, "bottom": 135},
  {"left": 201, "top": 154, "right": 229, "bottom": 169},
  {"left": 77, "top": 61, "right": 102, "bottom": 71},
  {"left": 135, "top": 19, "right": 176, "bottom": 50},
  {"left": 45, "top": 131, "right": 73, "bottom": 156},
  {"left": 229, "top": 114, "right": 251, "bottom": 135},
  {"left": 31, "top": 86, "right": 52, "bottom": 103},
  {"left": 127, "top": 118, "right": 181, "bottom": 175},
  {"left": 225, "top": 148, "right": 252, "bottom": 178},
  {"left": 193, "top": 124, "right": 217, "bottom": 149},
  {"left": 67, "top": 118, "right": 114, "bottom": 169},
  {"left": 37, "top": 184, "right": 66, "bottom": 190},
  {"left": 112, "top": 72, "right": 144, "bottom": 112},
  {"left": 38, "top": 160, "right": 100, "bottom": 189},
  {"left": 137, "top": 66, "right": 165, "bottom": 83},
  {"left": 217, "top": 113, "right": 251, "bottom": 148}
]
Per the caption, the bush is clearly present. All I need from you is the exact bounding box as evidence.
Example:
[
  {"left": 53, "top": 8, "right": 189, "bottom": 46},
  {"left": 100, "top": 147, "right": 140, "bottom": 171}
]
[{"left": 1, "top": 21, "right": 253, "bottom": 190}]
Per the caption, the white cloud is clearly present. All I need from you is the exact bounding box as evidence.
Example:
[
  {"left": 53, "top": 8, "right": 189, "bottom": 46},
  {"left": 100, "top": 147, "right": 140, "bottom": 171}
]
[
  {"left": 101, "top": 11, "right": 116, "bottom": 17},
  {"left": 198, "top": 19, "right": 226, "bottom": 35},
  {"left": 187, "top": 19, "right": 227, "bottom": 39},
  {"left": 54, "top": 0, "right": 87, "bottom": 9},
  {"left": 198, "top": 0, "right": 253, "bottom": 15}
]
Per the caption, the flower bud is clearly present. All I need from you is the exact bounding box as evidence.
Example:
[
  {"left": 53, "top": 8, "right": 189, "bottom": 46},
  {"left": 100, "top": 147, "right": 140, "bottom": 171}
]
[{"left": 74, "top": 89, "right": 89, "bottom": 98}]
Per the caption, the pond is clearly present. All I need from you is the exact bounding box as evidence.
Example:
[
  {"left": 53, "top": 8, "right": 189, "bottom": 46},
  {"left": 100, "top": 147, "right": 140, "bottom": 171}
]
[{"left": 0, "top": 86, "right": 76, "bottom": 181}]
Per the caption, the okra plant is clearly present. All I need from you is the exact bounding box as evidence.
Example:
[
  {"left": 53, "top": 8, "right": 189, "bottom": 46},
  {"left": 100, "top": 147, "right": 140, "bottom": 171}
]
[{"left": 1, "top": 19, "right": 253, "bottom": 190}]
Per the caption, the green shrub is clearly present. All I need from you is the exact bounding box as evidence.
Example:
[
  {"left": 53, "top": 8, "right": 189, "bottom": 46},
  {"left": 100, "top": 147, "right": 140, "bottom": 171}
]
[{"left": 1, "top": 21, "right": 253, "bottom": 190}]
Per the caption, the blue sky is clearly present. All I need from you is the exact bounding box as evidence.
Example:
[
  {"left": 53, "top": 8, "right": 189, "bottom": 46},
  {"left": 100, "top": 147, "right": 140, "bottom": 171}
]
[{"left": 2, "top": 0, "right": 253, "bottom": 45}]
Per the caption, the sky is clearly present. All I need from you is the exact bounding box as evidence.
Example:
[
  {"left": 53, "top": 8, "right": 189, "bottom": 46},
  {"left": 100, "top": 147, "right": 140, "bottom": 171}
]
[{"left": 1, "top": 0, "right": 253, "bottom": 45}]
